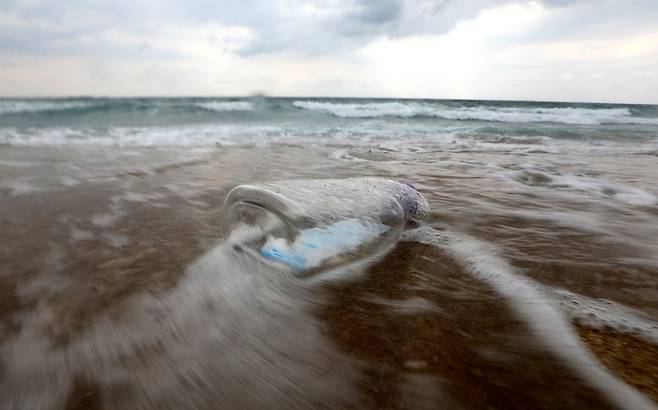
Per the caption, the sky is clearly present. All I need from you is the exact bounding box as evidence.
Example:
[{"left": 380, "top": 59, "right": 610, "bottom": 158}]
[{"left": 0, "top": 0, "right": 657, "bottom": 103}]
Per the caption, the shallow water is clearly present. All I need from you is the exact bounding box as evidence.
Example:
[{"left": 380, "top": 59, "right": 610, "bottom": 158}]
[{"left": 1, "top": 98, "right": 658, "bottom": 409}]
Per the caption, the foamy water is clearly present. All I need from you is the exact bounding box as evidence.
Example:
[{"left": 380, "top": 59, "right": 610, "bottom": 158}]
[
  {"left": 1, "top": 97, "right": 657, "bottom": 409},
  {"left": 1, "top": 97, "right": 657, "bottom": 154}
]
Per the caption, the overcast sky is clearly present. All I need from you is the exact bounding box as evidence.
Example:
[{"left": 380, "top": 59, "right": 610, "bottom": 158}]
[{"left": 1, "top": 0, "right": 657, "bottom": 102}]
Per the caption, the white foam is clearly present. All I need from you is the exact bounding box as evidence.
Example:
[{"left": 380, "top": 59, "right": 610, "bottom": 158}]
[
  {"left": 0, "top": 239, "right": 361, "bottom": 409},
  {"left": 546, "top": 288, "right": 658, "bottom": 345},
  {"left": 0, "top": 100, "right": 91, "bottom": 115},
  {"left": 90, "top": 203, "right": 126, "bottom": 228},
  {"left": 498, "top": 167, "right": 657, "bottom": 206},
  {"left": 1, "top": 178, "right": 41, "bottom": 196},
  {"left": 293, "top": 100, "right": 437, "bottom": 118},
  {"left": 551, "top": 174, "right": 656, "bottom": 206},
  {"left": 90, "top": 213, "right": 118, "bottom": 227},
  {"left": 112, "top": 191, "right": 165, "bottom": 204},
  {"left": 329, "top": 150, "right": 359, "bottom": 161},
  {"left": 1, "top": 122, "right": 656, "bottom": 156},
  {"left": 70, "top": 228, "right": 94, "bottom": 242},
  {"left": 293, "top": 100, "right": 658, "bottom": 125},
  {"left": 0, "top": 127, "right": 113, "bottom": 146},
  {"left": 438, "top": 106, "right": 658, "bottom": 125},
  {"left": 0, "top": 125, "right": 269, "bottom": 147},
  {"left": 59, "top": 176, "right": 80, "bottom": 187},
  {"left": 194, "top": 101, "right": 254, "bottom": 112},
  {"left": 404, "top": 227, "right": 657, "bottom": 410},
  {"left": 0, "top": 127, "right": 655, "bottom": 166},
  {"left": 366, "top": 296, "right": 439, "bottom": 315}
]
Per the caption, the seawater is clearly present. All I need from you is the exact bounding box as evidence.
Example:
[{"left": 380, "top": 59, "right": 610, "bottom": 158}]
[
  {"left": 1, "top": 97, "right": 657, "bottom": 153},
  {"left": 1, "top": 97, "right": 657, "bottom": 409}
]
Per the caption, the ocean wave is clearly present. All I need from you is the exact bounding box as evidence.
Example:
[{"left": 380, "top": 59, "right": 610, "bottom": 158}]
[
  {"left": 292, "top": 101, "right": 436, "bottom": 118},
  {"left": 2, "top": 98, "right": 657, "bottom": 126},
  {"left": 0, "top": 99, "right": 256, "bottom": 116},
  {"left": 292, "top": 100, "right": 658, "bottom": 125},
  {"left": 2, "top": 125, "right": 658, "bottom": 156},
  {"left": 0, "top": 126, "right": 276, "bottom": 147},
  {"left": 194, "top": 101, "right": 254, "bottom": 112},
  {"left": 0, "top": 100, "right": 93, "bottom": 115},
  {"left": 442, "top": 106, "right": 658, "bottom": 125}
]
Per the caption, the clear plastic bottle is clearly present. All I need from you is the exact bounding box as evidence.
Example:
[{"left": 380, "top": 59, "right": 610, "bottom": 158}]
[{"left": 222, "top": 178, "right": 429, "bottom": 276}]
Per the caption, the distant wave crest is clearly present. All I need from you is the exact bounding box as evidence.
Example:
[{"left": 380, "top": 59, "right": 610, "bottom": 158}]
[
  {"left": 292, "top": 101, "right": 435, "bottom": 118},
  {"left": 2, "top": 98, "right": 656, "bottom": 126},
  {"left": 0, "top": 99, "right": 256, "bottom": 116},
  {"left": 292, "top": 100, "right": 658, "bottom": 125},
  {"left": 194, "top": 101, "right": 254, "bottom": 112},
  {"left": 0, "top": 100, "right": 93, "bottom": 115}
]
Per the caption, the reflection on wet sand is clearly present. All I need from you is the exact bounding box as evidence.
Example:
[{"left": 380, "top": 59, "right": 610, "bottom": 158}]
[
  {"left": 319, "top": 242, "right": 613, "bottom": 409},
  {"left": 1, "top": 145, "right": 657, "bottom": 409}
]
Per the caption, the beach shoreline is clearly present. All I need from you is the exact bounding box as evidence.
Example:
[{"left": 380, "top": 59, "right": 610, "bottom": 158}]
[{"left": 1, "top": 99, "right": 657, "bottom": 408}]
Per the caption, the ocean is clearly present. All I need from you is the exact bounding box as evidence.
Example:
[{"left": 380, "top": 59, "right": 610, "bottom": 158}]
[
  {"left": 1, "top": 97, "right": 657, "bottom": 409},
  {"left": 2, "top": 97, "right": 658, "bottom": 152}
]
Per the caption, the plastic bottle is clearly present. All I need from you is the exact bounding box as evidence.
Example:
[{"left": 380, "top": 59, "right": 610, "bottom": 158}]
[{"left": 222, "top": 178, "right": 429, "bottom": 276}]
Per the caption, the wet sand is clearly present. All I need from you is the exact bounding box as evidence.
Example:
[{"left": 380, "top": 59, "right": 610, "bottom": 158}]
[
  {"left": 577, "top": 326, "right": 658, "bottom": 404},
  {"left": 319, "top": 242, "right": 613, "bottom": 409},
  {"left": 1, "top": 145, "right": 657, "bottom": 409},
  {"left": 5, "top": 238, "right": 657, "bottom": 409}
]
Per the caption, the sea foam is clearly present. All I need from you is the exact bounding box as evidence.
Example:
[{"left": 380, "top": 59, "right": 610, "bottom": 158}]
[
  {"left": 402, "top": 227, "right": 657, "bottom": 410},
  {"left": 0, "top": 100, "right": 92, "bottom": 115},
  {"left": 194, "top": 101, "right": 254, "bottom": 112},
  {"left": 292, "top": 100, "right": 658, "bottom": 125}
]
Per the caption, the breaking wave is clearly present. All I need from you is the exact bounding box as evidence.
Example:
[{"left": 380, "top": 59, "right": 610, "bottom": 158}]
[
  {"left": 194, "top": 101, "right": 254, "bottom": 112},
  {"left": 0, "top": 100, "right": 93, "bottom": 115},
  {"left": 292, "top": 100, "right": 658, "bottom": 125},
  {"left": 1, "top": 97, "right": 656, "bottom": 152},
  {"left": 1, "top": 98, "right": 656, "bottom": 126}
]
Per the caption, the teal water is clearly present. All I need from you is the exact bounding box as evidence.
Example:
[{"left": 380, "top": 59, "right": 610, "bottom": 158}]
[{"left": 1, "top": 97, "right": 657, "bottom": 152}]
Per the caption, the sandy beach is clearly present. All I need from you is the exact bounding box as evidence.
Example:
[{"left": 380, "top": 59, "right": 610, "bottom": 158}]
[{"left": 1, "top": 139, "right": 657, "bottom": 409}]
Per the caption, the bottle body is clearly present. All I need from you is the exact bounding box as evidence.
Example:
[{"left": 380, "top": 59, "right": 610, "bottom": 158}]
[{"left": 223, "top": 178, "right": 429, "bottom": 275}]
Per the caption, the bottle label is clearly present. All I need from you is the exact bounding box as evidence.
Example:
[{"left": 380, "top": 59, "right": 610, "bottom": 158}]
[{"left": 260, "top": 218, "right": 389, "bottom": 272}]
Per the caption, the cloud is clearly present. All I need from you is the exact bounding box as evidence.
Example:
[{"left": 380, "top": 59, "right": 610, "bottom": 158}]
[
  {"left": 4, "top": 0, "right": 657, "bottom": 58},
  {"left": 1, "top": 0, "right": 657, "bottom": 101},
  {"left": 0, "top": 0, "right": 604, "bottom": 56}
]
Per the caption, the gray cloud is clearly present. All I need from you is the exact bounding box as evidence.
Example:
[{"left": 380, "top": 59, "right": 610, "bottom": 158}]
[
  {"left": 1, "top": 0, "right": 658, "bottom": 58},
  {"left": 349, "top": 0, "right": 403, "bottom": 24}
]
